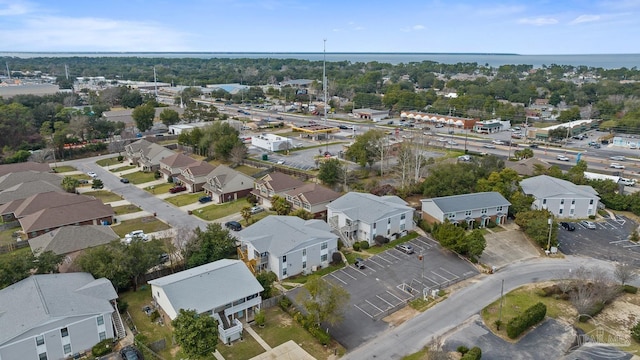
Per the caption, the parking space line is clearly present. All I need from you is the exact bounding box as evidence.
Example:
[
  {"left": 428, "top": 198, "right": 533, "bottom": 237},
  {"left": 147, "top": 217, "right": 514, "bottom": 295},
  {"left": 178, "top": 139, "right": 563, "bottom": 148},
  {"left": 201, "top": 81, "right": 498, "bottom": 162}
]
[
  {"left": 339, "top": 269, "right": 357, "bottom": 280},
  {"left": 353, "top": 304, "right": 374, "bottom": 319},
  {"left": 409, "top": 242, "right": 425, "bottom": 252},
  {"left": 375, "top": 255, "right": 394, "bottom": 264},
  {"left": 624, "top": 244, "right": 640, "bottom": 248},
  {"left": 610, "top": 240, "right": 628, "bottom": 244},
  {"left": 413, "top": 238, "right": 433, "bottom": 248},
  {"left": 376, "top": 294, "right": 394, "bottom": 308},
  {"left": 386, "top": 251, "right": 403, "bottom": 260},
  {"left": 367, "top": 258, "right": 385, "bottom": 268},
  {"left": 410, "top": 278, "right": 424, "bottom": 287},
  {"left": 422, "top": 275, "right": 439, "bottom": 286},
  {"left": 329, "top": 273, "right": 347, "bottom": 285},
  {"left": 388, "top": 290, "right": 410, "bottom": 302},
  {"left": 351, "top": 266, "right": 368, "bottom": 275},
  {"left": 439, "top": 267, "right": 460, "bottom": 280},
  {"left": 365, "top": 299, "right": 383, "bottom": 313},
  {"left": 431, "top": 271, "right": 450, "bottom": 282}
]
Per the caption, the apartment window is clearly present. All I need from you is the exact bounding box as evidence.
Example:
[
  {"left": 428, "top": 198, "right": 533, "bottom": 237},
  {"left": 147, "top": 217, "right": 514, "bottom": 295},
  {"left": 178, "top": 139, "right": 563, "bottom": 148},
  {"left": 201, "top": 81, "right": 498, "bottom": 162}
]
[
  {"left": 35, "top": 335, "right": 44, "bottom": 346},
  {"left": 590, "top": 199, "right": 594, "bottom": 205},
  {"left": 497, "top": 206, "right": 503, "bottom": 212},
  {"left": 302, "top": 249, "right": 306, "bottom": 256},
  {"left": 572, "top": 200, "right": 575, "bottom": 205},
  {"left": 97, "top": 315, "right": 104, "bottom": 326},
  {"left": 481, "top": 208, "right": 488, "bottom": 214},
  {"left": 321, "top": 254, "right": 328, "bottom": 262},
  {"left": 388, "top": 218, "right": 391, "bottom": 224},
  {"left": 321, "top": 242, "right": 328, "bottom": 250},
  {"left": 63, "top": 344, "right": 72, "bottom": 354},
  {"left": 448, "top": 213, "right": 456, "bottom": 219},
  {"left": 465, "top": 210, "right": 472, "bottom": 216},
  {"left": 401, "top": 214, "right": 406, "bottom": 220},
  {"left": 560, "top": 199, "right": 564, "bottom": 205},
  {"left": 559, "top": 209, "right": 563, "bottom": 214},
  {"left": 283, "top": 268, "right": 287, "bottom": 276},
  {"left": 39, "top": 353, "right": 47, "bottom": 360},
  {"left": 303, "top": 261, "right": 307, "bottom": 269},
  {"left": 543, "top": 199, "right": 547, "bottom": 205},
  {"left": 373, "top": 223, "right": 376, "bottom": 229},
  {"left": 282, "top": 255, "right": 286, "bottom": 263},
  {"left": 570, "top": 209, "right": 574, "bottom": 215},
  {"left": 99, "top": 331, "right": 106, "bottom": 341},
  {"left": 61, "top": 327, "right": 69, "bottom": 337}
]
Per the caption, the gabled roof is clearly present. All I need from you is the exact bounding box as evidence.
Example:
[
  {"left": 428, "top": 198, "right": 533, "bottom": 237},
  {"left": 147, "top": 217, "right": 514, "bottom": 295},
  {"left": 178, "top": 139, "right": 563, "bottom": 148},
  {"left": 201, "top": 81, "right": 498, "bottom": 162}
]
[
  {"left": 124, "top": 139, "right": 153, "bottom": 154},
  {"left": 0, "top": 162, "right": 51, "bottom": 177},
  {"left": 148, "top": 259, "right": 263, "bottom": 317},
  {"left": 184, "top": 161, "right": 216, "bottom": 177},
  {"left": 256, "top": 172, "right": 305, "bottom": 193},
  {"left": 12, "top": 192, "right": 96, "bottom": 218},
  {"left": 160, "top": 153, "right": 199, "bottom": 168},
  {"left": 520, "top": 175, "right": 600, "bottom": 199},
  {"left": 0, "top": 273, "right": 117, "bottom": 346},
  {"left": 505, "top": 158, "right": 551, "bottom": 177},
  {"left": 0, "top": 180, "right": 63, "bottom": 205},
  {"left": 141, "top": 143, "right": 175, "bottom": 161},
  {"left": 0, "top": 171, "right": 62, "bottom": 191},
  {"left": 423, "top": 192, "right": 511, "bottom": 213},
  {"left": 327, "top": 192, "right": 413, "bottom": 223},
  {"left": 238, "top": 216, "right": 336, "bottom": 257},
  {"left": 206, "top": 165, "right": 254, "bottom": 189},
  {"left": 284, "top": 183, "right": 341, "bottom": 206},
  {"left": 19, "top": 199, "right": 114, "bottom": 234},
  {"left": 28, "top": 225, "right": 118, "bottom": 256}
]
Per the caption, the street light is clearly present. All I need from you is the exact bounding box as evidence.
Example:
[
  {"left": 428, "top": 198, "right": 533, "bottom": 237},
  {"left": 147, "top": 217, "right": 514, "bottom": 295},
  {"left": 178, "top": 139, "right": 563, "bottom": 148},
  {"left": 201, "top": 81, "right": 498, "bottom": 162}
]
[{"left": 547, "top": 217, "right": 553, "bottom": 251}]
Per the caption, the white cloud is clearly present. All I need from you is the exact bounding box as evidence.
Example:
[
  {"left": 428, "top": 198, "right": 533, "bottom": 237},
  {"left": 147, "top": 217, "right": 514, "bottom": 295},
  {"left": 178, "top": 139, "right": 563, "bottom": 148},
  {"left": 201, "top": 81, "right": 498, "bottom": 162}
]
[
  {"left": 400, "top": 24, "right": 425, "bottom": 32},
  {"left": 570, "top": 14, "right": 601, "bottom": 24},
  {"left": 517, "top": 17, "right": 558, "bottom": 26},
  {"left": 0, "top": 0, "right": 33, "bottom": 16},
  {"left": 412, "top": 25, "right": 425, "bottom": 30},
  {"left": 475, "top": 4, "right": 525, "bottom": 17}
]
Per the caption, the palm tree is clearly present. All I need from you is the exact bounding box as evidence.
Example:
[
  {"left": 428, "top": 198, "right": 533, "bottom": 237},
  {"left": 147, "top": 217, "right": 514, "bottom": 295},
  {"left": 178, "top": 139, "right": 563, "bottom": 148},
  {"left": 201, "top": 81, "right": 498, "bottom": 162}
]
[{"left": 240, "top": 206, "right": 252, "bottom": 225}]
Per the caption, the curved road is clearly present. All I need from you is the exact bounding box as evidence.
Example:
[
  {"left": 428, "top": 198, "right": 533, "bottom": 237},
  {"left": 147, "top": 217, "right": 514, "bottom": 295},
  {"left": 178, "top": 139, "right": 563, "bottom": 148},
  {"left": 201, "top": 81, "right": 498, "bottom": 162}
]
[{"left": 343, "top": 256, "right": 637, "bottom": 360}]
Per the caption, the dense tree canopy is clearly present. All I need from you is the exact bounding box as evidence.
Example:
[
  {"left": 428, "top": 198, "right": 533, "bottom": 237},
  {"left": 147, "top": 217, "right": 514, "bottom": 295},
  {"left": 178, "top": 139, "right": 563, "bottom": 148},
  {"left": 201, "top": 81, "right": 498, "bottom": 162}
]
[
  {"left": 184, "top": 224, "right": 237, "bottom": 269},
  {"left": 172, "top": 309, "right": 219, "bottom": 358}
]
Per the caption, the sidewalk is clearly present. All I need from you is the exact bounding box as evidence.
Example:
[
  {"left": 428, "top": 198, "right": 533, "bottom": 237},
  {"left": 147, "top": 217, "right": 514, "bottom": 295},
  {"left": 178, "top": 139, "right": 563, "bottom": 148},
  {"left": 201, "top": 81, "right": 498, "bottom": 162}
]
[{"left": 244, "top": 324, "right": 272, "bottom": 351}]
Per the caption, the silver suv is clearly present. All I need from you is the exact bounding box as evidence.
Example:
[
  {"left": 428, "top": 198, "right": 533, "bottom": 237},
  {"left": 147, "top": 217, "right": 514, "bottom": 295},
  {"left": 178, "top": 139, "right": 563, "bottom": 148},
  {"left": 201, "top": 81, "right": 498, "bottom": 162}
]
[{"left": 395, "top": 244, "right": 414, "bottom": 254}]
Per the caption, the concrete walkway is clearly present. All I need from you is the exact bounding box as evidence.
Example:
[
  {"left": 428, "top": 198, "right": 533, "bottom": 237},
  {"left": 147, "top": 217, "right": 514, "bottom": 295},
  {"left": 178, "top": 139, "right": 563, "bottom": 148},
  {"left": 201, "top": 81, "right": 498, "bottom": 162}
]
[{"left": 244, "top": 324, "right": 272, "bottom": 351}]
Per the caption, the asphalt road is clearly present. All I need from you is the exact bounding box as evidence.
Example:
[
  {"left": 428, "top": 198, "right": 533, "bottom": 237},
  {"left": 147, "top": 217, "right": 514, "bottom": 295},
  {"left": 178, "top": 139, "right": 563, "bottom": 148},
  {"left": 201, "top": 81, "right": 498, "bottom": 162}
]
[{"left": 342, "top": 256, "right": 636, "bottom": 360}]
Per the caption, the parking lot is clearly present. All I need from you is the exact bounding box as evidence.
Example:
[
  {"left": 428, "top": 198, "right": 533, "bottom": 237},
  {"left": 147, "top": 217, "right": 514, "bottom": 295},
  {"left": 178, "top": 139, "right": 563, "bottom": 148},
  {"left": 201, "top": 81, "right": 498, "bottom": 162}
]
[
  {"left": 558, "top": 215, "right": 640, "bottom": 266},
  {"left": 295, "top": 236, "right": 478, "bottom": 350}
]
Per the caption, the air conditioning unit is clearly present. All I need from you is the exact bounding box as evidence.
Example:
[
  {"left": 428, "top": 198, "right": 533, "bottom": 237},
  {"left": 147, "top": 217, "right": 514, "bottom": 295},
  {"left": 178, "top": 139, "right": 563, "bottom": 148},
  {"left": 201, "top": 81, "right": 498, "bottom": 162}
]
[{"left": 311, "top": 265, "right": 318, "bottom": 272}]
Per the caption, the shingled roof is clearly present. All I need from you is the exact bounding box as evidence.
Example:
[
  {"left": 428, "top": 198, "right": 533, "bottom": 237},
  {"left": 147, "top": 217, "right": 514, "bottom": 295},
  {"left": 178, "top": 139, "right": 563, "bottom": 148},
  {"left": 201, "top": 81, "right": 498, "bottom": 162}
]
[{"left": 28, "top": 225, "right": 119, "bottom": 256}]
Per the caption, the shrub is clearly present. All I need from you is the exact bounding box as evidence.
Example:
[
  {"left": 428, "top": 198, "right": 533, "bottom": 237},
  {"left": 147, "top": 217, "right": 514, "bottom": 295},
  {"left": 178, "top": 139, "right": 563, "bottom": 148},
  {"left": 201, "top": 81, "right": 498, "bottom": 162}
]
[
  {"left": 579, "top": 301, "right": 605, "bottom": 322},
  {"left": 254, "top": 310, "right": 266, "bottom": 327},
  {"left": 150, "top": 310, "right": 160, "bottom": 322},
  {"left": 632, "top": 321, "right": 640, "bottom": 342},
  {"left": 360, "top": 241, "right": 370, "bottom": 250},
  {"left": 461, "top": 347, "right": 482, "bottom": 360},
  {"left": 506, "top": 302, "right": 547, "bottom": 339},
  {"left": 457, "top": 345, "right": 469, "bottom": 354},
  {"left": 92, "top": 339, "right": 113, "bottom": 357},
  {"left": 353, "top": 242, "right": 361, "bottom": 251},
  {"left": 487, "top": 220, "right": 497, "bottom": 228},
  {"left": 623, "top": 285, "right": 638, "bottom": 294},
  {"left": 279, "top": 297, "right": 292, "bottom": 312},
  {"left": 118, "top": 300, "right": 129, "bottom": 314},
  {"left": 540, "top": 284, "right": 562, "bottom": 297},
  {"left": 117, "top": 155, "right": 124, "bottom": 162},
  {"left": 494, "top": 319, "right": 503, "bottom": 330},
  {"left": 332, "top": 252, "right": 343, "bottom": 264},
  {"left": 374, "top": 235, "right": 387, "bottom": 246},
  {"left": 309, "top": 325, "right": 331, "bottom": 345}
]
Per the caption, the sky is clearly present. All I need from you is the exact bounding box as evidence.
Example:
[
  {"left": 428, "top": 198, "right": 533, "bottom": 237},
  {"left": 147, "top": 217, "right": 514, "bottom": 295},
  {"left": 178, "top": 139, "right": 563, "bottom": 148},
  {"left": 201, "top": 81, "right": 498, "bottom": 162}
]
[{"left": 0, "top": 0, "right": 639, "bottom": 54}]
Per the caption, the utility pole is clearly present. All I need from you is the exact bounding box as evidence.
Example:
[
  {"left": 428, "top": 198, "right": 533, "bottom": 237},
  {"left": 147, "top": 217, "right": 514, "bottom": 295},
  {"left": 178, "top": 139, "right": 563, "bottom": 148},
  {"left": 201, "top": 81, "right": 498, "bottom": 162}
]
[
  {"left": 498, "top": 279, "right": 504, "bottom": 329},
  {"left": 323, "top": 39, "right": 328, "bottom": 125}
]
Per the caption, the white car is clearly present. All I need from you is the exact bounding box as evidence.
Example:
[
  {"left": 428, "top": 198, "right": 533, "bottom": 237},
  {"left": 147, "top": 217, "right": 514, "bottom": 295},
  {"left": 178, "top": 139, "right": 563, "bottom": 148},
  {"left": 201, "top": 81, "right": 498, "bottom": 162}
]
[
  {"left": 124, "top": 230, "right": 149, "bottom": 243},
  {"left": 557, "top": 155, "right": 570, "bottom": 161},
  {"left": 276, "top": 159, "right": 285, "bottom": 165},
  {"left": 610, "top": 156, "right": 626, "bottom": 161},
  {"left": 483, "top": 144, "right": 496, "bottom": 149},
  {"left": 610, "top": 163, "right": 625, "bottom": 169},
  {"left": 87, "top": 171, "right": 98, "bottom": 178},
  {"left": 491, "top": 140, "right": 505, "bottom": 145},
  {"left": 580, "top": 220, "right": 597, "bottom": 229}
]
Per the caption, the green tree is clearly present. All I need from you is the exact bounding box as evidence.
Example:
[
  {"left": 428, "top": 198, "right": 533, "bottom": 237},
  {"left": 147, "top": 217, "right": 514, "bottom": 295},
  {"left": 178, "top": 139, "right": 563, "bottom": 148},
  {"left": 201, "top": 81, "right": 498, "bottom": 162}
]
[
  {"left": 508, "top": 191, "right": 534, "bottom": 217},
  {"left": 557, "top": 106, "right": 581, "bottom": 122},
  {"left": 241, "top": 206, "right": 252, "bottom": 225},
  {"left": 318, "top": 158, "right": 342, "bottom": 187},
  {"left": 61, "top": 176, "right": 79, "bottom": 193},
  {"left": 270, "top": 195, "right": 291, "bottom": 215},
  {"left": 184, "top": 224, "right": 237, "bottom": 269},
  {"left": 345, "top": 129, "right": 384, "bottom": 167},
  {"left": 132, "top": 103, "right": 155, "bottom": 132},
  {"left": 122, "top": 238, "right": 164, "bottom": 291},
  {"left": 297, "top": 276, "right": 350, "bottom": 326},
  {"left": 33, "top": 251, "right": 64, "bottom": 274},
  {"left": 290, "top": 208, "right": 314, "bottom": 220},
  {"left": 256, "top": 271, "right": 278, "bottom": 298},
  {"left": 476, "top": 168, "right": 520, "bottom": 200},
  {"left": 0, "top": 252, "right": 36, "bottom": 289},
  {"left": 422, "top": 163, "right": 478, "bottom": 197},
  {"left": 121, "top": 89, "right": 143, "bottom": 108},
  {"left": 172, "top": 309, "right": 218, "bottom": 358},
  {"left": 91, "top": 178, "right": 104, "bottom": 189},
  {"left": 464, "top": 230, "right": 487, "bottom": 259},
  {"left": 159, "top": 108, "right": 180, "bottom": 126},
  {"left": 515, "top": 210, "right": 557, "bottom": 248}
]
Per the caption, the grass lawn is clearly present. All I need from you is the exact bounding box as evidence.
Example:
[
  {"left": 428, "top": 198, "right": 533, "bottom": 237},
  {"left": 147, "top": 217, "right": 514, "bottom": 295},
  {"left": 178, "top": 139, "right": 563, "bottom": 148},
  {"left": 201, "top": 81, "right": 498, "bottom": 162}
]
[
  {"left": 113, "top": 204, "right": 142, "bottom": 215},
  {"left": 111, "top": 217, "right": 171, "bottom": 237},
  {"left": 401, "top": 348, "right": 429, "bottom": 360},
  {"left": 111, "top": 165, "right": 137, "bottom": 173},
  {"left": 365, "top": 232, "right": 419, "bottom": 255},
  {"left": 67, "top": 173, "right": 92, "bottom": 181},
  {"left": 216, "top": 335, "right": 265, "bottom": 360},
  {"left": 0, "top": 226, "right": 20, "bottom": 246},
  {"left": 252, "top": 306, "right": 346, "bottom": 359},
  {"left": 96, "top": 157, "right": 122, "bottom": 167},
  {"left": 83, "top": 190, "right": 123, "bottom": 203},
  {"left": 285, "top": 263, "right": 345, "bottom": 285},
  {"left": 144, "top": 183, "right": 172, "bottom": 194},
  {"left": 165, "top": 193, "right": 203, "bottom": 207},
  {"left": 240, "top": 211, "right": 272, "bottom": 227},
  {"left": 233, "top": 165, "right": 263, "bottom": 176},
  {"left": 193, "top": 200, "right": 248, "bottom": 221},
  {"left": 0, "top": 246, "right": 31, "bottom": 263},
  {"left": 52, "top": 165, "right": 76, "bottom": 173},
  {"left": 123, "top": 171, "right": 158, "bottom": 185}
]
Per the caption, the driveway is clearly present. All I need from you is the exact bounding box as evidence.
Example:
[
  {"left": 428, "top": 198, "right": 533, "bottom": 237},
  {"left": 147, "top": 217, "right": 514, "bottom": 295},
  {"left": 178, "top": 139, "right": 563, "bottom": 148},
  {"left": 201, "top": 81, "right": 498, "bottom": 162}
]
[
  {"left": 558, "top": 216, "right": 640, "bottom": 267},
  {"left": 289, "top": 236, "right": 478, "bottom": 350},
  {"left": 480, "top": 224, "right": 540, "bottom": 269}
]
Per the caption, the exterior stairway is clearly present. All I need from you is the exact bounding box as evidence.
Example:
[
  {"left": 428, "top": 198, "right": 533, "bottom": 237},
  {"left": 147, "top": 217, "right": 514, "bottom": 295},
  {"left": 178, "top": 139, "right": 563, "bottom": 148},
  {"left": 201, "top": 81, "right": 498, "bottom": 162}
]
[
  {"left": 217, "top": 311, "right": 231, "bottom": 329},
  {"left": 112, "top": 308, "right": 126, "bottom": 339}
]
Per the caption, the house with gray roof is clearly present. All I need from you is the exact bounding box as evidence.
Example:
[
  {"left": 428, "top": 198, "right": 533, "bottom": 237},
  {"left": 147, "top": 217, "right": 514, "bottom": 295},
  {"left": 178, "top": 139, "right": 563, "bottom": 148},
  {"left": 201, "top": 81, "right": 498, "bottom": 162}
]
[
  {"left": 148, "top": 259, "right": 263, "bottom": 345},
  {"left": 237, "top": 216, "right": 338, "bottom": 280},
  {"left": 520, "top": 175, "right": 600, "bottom": 218},
  {"left": 283, "top": 183, "right": 341, "bottom": 219},
  {"left": 327, "top": 192, "right": 414, "bottom": 246},
  {"left": 0, "top": 161, "right": 51, "bottom": 177},
  {"left": 202, "top": 165, "right": 254, "bottom": 203},
  {"left": 28, "top": 225, "right": 118, "bottom": 256},
  {"left": 176, "top": 160, "right": 216, "bottom": 193},
  {"left": 137, "top": 142, "right": 176, "bottom": 172},
  {"left": 0, "top": 191, "right": 95, "bottom": 222},
  {"left": 252, "top": 172, "right": 306, "bottom": 208},
  {"left": 421, "top": 192, "right": 511, "bottom": 228},
  {"left": 0, "top": 170, "right": 61, "bottom": 191},
  {"left": 0, "top": 180, "right": 63, "bottom": 206},
  {"left": 0, "top": 273, "right": 123, "bottom": 360},
  {"left": 159, "top": 152, "right": 199, "bottom": 182}
]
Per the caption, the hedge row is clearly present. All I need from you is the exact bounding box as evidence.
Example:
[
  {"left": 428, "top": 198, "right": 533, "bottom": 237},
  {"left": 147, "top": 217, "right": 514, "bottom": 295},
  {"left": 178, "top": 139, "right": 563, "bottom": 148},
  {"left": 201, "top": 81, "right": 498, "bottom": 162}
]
[
  {"left": 352, "top": 241, "right": 370, "bottom": 251},
  {"left": 279, "top": 296, "right": 331, "bottom": 345},
  {"left": 460, "top": 347, "right": 482, "bottom": 360},
  {"left": 507, "top": 302, "right": 547, "bottom": 339}
]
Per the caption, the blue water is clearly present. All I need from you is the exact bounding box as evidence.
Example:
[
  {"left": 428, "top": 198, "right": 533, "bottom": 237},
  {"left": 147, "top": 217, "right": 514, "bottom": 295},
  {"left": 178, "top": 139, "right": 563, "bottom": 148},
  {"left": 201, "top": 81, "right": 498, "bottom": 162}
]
[{"left": 1, "top": 52, "right": 638, "bottom": 69}]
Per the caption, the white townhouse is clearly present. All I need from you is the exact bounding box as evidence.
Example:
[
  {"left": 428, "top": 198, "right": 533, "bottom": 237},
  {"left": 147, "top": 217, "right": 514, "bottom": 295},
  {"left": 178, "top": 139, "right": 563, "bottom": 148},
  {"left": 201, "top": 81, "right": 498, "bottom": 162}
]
[
  {"left": 237, "top": 216, "right": 338, "bottom": 280},
  {"left": 421, "top": 192, "right": 511, "bottom": 228},
  {"left": 520, "top": 175, "right": 600, "bottom": 218},
  {"left": 326, "top": 192, "right": 414, "bottom": 246}
]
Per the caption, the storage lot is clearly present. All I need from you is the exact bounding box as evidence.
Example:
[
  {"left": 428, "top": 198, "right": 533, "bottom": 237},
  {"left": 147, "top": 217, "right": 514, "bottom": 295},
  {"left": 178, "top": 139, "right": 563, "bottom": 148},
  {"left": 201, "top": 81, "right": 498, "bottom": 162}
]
[
  {"left": 558, "top": 215, "right": 640, "bottom": 266},
  {"left": 306, "top": 236, "right": 478, "bottom": 350}
]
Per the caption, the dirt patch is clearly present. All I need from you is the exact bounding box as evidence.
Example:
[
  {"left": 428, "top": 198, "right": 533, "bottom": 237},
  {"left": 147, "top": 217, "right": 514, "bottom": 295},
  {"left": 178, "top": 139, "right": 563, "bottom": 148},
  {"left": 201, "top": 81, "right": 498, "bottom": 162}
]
[
  {"left": 593, "top": 293, "right": 640, "bottom": 335},
  {"left": 383, "top": 306, "right": 420, "bottom": 327},
  {"left": 276, "top": 311, "right": 293, "bottom": 327}
]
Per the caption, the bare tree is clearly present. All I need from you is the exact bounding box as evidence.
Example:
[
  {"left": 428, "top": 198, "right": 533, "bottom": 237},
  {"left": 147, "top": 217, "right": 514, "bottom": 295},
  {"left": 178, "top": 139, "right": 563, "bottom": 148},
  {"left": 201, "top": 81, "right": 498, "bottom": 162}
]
[
  {"left": 570, "top": 266, "right": 619, "bottom": 318},
  {"left": 614, "top": 263, "right": 638, "bottom": 285},
  {"left": 426, "top": 336, "right": 450, "bottom": 360},
  {"left": 173, "top": 226, "right": 195, "bottom": 267},
  {"left": 108, "top": 140, "right": 126, "bottom": 155},
  {"left": 229, "top": 144, "right": 247, "bottom": 167},
  {"left": 394, "top": 142, "right": 413, "bottom": 189}
]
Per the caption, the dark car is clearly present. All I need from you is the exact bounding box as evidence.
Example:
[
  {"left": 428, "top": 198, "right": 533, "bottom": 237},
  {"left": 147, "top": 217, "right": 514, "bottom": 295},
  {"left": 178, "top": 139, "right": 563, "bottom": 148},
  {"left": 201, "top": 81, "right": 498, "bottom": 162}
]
[
  {"left": 354, "top": 257, "right": 365, "bottom": 269},
  {"left": 276, "top": 116, "right": 284, "bottom": 120},
  {"left": 560, "top": 222, "right": 576, "bottom": 231},
  {"left": 338, "top": 125, "right": 349, "bottom": 130},
  {"left": 225, "top": 221, "right": 242, "bottom": 231},
  {"left": 120, "top": 346, "right": 142, "bottom": 360},
  {"left": 120, "top": 178, "right": 130, "bottom": 183},
  {"left": 198, "top": 196, "right": 212, "bottom": 203},
  {"left": 529, "top": 144, "right": 539, "bottom": 148},
  {"left": 169, "top": 185, "right": 187, "bottom": 193}
]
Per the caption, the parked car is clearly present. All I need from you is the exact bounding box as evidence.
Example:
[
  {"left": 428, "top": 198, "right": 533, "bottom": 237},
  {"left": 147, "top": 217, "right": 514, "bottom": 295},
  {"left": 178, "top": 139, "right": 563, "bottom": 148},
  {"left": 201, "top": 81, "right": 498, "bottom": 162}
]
[
  {"left": 483, "top": 144, "right": 496, "bottom": 149},
  {"left": 529, "top": 144, "right": 539, "bottom": 148},
  {"left": 354, "top": 257, "right": 365, "bottom": 269},
  {"left": 120, "top": 178, "right": 130, "bottom": 183},
  {"left": 560, "top": 222, "right": 576, "bottom": 231},
  {"left": 198, "top": 196, "right": 212, "bottom": 203},
  {"left": 580, "top": 220, "right": 597, "bottom": 229},
  {"left": 125, "top": 230, "right": 149, "bottom": 242},
  {"left": 225, "top": 221, "right": 242, "bottom": 231},
  {"left": 610, "top": 163, "right": 625, "bottom": 169},
  {"left": 395, "top": 244, "right": 414, "bottom": 254},
  {"left": 250, "top": 206, "right": 264, "bottom": 214},
  {"left": 557, "top": 155, "right": 570, "bottom": 161},
  {"left": 491, "top": 140, "right": 505, "bottom": 145},
  {"left": 610, "top": 156, "right": 626, "bottom": 161},
  {"left": 87, "top": 171, "right": 98, "bottom": 178},
  {"left": 169, "top": 185, "right": 187, "bottom": 193},
  {"left": 620, "top": 178, "right": 637, "bottom": 186},
  {"left": 120, "top": 345, "right": 143, "bottom": 360},
  {"left": 158, "top": 253, "right": 170, "bottom": 264},
  {"left": 276, "top": 159, "right": 285, "bottom": 165},
  {"left": 435, "top": 124, "right": 444, "bottom": 128}
]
